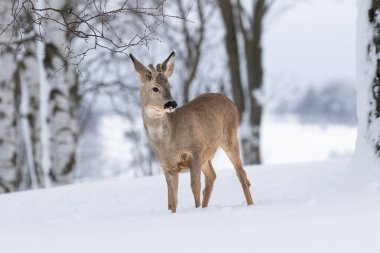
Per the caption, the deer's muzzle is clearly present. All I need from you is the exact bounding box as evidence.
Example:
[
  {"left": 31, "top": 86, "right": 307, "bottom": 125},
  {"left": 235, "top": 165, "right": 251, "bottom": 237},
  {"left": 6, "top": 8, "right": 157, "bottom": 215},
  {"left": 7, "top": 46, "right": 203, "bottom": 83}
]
[{"left": 164, "top": 101, "right": 177, "bottom": 109}]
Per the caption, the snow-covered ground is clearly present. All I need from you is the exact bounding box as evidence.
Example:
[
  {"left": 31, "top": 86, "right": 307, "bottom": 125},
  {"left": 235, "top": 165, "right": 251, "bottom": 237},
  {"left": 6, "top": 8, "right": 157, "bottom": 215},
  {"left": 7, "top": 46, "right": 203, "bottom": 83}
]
[
  {"left": 1, "top": 158, "right": 379, "bottom": 253},
  {"left": 261, "top": 115, "right": 356, "bottom": 164}
]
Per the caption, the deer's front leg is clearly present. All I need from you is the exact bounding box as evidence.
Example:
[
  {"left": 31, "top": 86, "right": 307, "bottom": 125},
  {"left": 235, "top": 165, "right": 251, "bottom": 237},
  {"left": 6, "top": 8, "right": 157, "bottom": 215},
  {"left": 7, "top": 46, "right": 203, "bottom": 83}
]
[
  {"left": 190, "top": 159, "right": 201, "bottom": 208},
  {"left": 164, "top": 170, "right": 179, "bottom": 213}
]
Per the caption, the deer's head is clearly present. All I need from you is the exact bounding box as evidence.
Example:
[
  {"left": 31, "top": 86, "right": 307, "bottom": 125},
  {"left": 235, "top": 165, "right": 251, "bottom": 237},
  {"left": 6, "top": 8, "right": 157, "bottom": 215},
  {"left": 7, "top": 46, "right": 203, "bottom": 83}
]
[{"left": 130, "top": 52, "right": 177, "bottom": 117}]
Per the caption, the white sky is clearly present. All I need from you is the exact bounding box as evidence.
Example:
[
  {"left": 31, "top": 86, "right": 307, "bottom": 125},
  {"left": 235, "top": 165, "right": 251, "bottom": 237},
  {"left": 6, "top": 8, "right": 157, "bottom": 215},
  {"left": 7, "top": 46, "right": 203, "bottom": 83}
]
[{"left": 263, "top": 0, "right": 357, "bottom": 87}]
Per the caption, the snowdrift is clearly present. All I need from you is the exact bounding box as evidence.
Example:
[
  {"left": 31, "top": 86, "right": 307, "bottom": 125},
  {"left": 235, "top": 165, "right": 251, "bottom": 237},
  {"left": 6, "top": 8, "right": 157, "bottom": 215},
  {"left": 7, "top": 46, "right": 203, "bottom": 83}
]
[{"left": 0, "top": 159, "right": 379, "bottom": 253}]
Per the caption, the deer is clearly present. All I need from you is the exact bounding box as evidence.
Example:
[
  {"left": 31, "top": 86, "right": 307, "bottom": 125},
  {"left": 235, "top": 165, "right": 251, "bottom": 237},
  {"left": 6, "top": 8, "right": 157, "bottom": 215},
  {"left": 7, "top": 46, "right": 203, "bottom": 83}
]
[{"left": 130, "top": 52, "right": 253, "bottom": 213}]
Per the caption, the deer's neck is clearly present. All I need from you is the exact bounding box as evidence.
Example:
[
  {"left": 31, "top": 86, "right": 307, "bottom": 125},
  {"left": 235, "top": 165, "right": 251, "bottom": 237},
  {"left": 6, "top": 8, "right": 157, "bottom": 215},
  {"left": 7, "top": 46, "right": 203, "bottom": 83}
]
[{"left": 142, "top": 108, "right": 173, "bottom": 143}]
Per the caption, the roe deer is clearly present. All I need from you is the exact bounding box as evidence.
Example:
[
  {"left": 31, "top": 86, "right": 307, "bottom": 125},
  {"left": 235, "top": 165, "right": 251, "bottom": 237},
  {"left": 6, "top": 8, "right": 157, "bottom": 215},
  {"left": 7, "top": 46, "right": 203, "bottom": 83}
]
[{"left": 130, "top": 52, "right": 253, "bottom": 212}]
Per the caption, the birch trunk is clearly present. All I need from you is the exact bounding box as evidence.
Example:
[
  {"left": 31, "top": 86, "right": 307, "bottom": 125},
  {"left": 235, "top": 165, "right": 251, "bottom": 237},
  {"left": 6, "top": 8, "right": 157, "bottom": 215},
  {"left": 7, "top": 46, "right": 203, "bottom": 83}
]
[
  {"left": 356, "top": 0, "right": 380, "bottom": 159},
  {"left": 43, "top": 0, "right": 79, "bottom": 183},
  {"left": 19, "top": 57, "right": 39, "bottom": 189},
  {"left": 0, "top": 52, "right": 19, "bottom": 192},
  {"left": 34, "top": 0, "right": 52, "bottom": 188},
  {"left": 21, "top": 49, "right": 47, "bottom": 188},
  {"left": 0, "top": 2, "right": 25, "bottom": 192},
  {"left": 0, "top": 0, "right": 79, "bottom": 192}
]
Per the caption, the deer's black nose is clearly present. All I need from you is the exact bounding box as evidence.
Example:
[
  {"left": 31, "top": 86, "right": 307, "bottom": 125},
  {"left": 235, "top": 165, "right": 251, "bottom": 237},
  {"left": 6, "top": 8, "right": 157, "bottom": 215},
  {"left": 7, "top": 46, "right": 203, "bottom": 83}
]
[{"left": 164, "top": 101, "right": 177, "bottom": 109}]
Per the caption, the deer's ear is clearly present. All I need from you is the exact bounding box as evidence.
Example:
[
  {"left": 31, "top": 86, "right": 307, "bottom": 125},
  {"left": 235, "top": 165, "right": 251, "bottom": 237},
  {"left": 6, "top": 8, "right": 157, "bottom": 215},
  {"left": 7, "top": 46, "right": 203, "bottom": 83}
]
[
  {"left": 130, "top": 54, "right": 149, "bottom": 80},
  {"left": 161, "top": 52, "right": 175, "bottom": 78}
]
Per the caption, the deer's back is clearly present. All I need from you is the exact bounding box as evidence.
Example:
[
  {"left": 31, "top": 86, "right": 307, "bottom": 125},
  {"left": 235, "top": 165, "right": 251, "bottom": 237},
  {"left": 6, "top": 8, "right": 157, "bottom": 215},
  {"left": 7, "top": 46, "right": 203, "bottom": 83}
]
[{"left": 169, "top": 93, "right": 238, "bottom": 150}]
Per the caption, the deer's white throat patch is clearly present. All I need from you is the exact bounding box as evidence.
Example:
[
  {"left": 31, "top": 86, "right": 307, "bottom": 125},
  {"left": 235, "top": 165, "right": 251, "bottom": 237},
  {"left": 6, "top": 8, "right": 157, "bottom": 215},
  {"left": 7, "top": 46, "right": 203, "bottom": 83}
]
[
  {"left": 144, "top": 108, "right": 164, "bottom": 118},
  {"left": 147, "top": 125, "right": 164, "bottom": 140}
]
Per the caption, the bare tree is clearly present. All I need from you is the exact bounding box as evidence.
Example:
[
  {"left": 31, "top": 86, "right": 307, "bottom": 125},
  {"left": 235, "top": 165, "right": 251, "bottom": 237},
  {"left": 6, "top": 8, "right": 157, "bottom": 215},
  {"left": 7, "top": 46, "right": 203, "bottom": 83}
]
[
  {"left": 237, "top": 0, "right": 268, "bottom": 165},
  {"left": 219, "top": 0, "right": 245, "bottom": 119},
  {"left": 219, "top": 0, "right": 279, "bottom": 165},
  {"left": 163, "top": 0, "right": 206, "bottom": 104},
  {"left": 1, "top": 0, "right": 182, "bottom": 58}
]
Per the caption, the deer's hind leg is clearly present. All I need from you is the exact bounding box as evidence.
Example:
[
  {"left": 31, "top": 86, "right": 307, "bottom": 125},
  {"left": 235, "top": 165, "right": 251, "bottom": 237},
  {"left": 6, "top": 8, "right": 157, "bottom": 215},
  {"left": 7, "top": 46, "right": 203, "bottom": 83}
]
[
  {"left": 221, "top": 116, "right": 253, "bottom": 205},
  {"left": 201, "top": 160, "right": 217, "bottom": 208}
]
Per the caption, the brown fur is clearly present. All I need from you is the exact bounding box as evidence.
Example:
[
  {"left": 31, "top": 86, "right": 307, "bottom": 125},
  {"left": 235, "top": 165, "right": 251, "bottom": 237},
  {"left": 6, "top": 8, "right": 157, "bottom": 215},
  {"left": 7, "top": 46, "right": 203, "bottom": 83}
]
[{"left": 130, "top": 52, "right": 253, "bottom": 212}]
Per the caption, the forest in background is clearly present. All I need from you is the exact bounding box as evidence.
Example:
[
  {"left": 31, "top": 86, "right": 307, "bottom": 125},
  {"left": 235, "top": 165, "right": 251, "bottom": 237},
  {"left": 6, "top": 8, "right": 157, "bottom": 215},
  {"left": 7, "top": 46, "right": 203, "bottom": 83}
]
[{"left": 1, "top": 0, "right": 374, "bottom": 194}]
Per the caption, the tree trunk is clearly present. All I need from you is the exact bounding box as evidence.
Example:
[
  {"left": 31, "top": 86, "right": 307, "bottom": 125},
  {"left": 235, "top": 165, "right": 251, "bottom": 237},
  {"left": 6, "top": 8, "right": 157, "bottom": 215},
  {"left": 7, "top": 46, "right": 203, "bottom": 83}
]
[
  {"left": 0, "top": 0, "right": 79, "bottom": 192},
  {"left": 356, "top": 0, "right": 380, "bottom": 158},
  {"left": 219, "top": 0, "right": 245, "bottom": 120},
  {"left": 219, "top": 0, "right": 266, "bottom": 164},
  {"left": 240, "top": 0, "right": 266, "bottom": 165},
  {"left": 22, "top": 47, "right": 47, "bottom": 188},
  {"left": 19, "top": 60, "right": 39, "bottom": 190},
  {"left": 0, "top": 2, "right": 31, "bottom": 192},
  {"left": 0, "top": 52, "right": 20, "bottom": 193},
  {"left": 34, "top": 0, "right": 52, "bottom": 188},
  {"left": 44, "top": 0, "right": 80, "bottom": 184}
]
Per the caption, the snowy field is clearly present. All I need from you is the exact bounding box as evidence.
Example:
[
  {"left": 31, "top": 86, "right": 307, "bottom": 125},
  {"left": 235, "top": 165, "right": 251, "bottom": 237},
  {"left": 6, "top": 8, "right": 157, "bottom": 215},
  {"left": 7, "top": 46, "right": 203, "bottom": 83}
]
[
  {"left": 261, "top": 115, "right": 356, "bottom": 164},
  {"left": 1, "top": 158, "right": 379, "bottom": 253}
]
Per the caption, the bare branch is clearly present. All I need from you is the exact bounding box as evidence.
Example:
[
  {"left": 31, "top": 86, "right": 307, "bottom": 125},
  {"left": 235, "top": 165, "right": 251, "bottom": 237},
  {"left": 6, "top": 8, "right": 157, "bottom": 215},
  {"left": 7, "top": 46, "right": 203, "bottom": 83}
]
[{"left": 0, "top": 0, "right": 188, "bottom": 63}]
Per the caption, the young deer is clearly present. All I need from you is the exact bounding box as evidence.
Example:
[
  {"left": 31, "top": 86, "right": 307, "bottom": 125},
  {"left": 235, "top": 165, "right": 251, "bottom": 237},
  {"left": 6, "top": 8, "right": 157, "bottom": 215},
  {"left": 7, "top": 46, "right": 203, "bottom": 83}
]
[{"left": 130, "top": 52, "right": 253, "bottom": 212}]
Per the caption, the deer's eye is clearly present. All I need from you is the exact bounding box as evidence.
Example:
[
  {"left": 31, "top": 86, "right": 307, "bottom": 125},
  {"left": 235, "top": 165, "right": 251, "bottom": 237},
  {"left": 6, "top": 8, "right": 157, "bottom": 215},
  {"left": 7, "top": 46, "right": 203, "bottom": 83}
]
[{"left": 152, "top": 87, "right": 159, "bottom": 92}]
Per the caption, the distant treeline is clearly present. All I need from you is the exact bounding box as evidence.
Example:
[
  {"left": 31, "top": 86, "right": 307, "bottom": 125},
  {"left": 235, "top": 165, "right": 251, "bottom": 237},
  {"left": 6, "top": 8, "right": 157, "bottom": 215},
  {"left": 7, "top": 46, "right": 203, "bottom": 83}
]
[{"left": 273, "top": 81, "right": 357, "bottom": 125}]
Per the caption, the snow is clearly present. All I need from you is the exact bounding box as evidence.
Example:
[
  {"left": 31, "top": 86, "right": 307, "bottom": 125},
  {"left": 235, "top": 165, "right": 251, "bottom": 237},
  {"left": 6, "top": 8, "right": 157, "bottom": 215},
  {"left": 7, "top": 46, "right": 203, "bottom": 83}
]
[
  {"left": 0, "top": 158, "right": 379, "bottom": 253},
  {"left": 261, "top": 115, "right": 356, "bottom": 164}
]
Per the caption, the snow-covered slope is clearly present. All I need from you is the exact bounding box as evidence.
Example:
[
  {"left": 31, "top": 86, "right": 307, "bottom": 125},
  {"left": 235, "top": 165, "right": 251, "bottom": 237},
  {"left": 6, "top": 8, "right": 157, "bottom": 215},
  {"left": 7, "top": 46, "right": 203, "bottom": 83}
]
[{"left": 0, "top": 159, "right": 379, "bottom": 253}]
